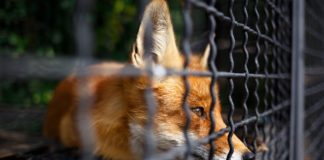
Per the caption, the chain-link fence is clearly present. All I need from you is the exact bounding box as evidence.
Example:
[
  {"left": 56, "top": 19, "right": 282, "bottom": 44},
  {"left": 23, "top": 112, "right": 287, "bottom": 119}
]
[
  {"left": 176, "top": 0, "right": 292, "bottom": 159},
  {"left": 0, "top": 0, "right": 316, "bottom": 159}
]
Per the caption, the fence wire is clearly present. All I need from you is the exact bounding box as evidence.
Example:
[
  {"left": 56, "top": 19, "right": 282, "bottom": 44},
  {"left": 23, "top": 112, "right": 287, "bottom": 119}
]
[
  {"left": 147, "top": 0, "right": 292, "bottom": 159},
  {"left": 0, "top": 0, "right": 297, "bottom": 159}
]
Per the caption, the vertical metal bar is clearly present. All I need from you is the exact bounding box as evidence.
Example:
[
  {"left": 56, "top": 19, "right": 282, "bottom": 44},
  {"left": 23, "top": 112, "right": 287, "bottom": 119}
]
[
  {"left": 143, "top": 78, "right": 157, "bottom": 160},
  {"left": 290, "top": 0, "right": 305, "bottom": 159},
  {"left": 143, "top": 18, "right": 157, "bottom": 160},
  {"left": 74, "top": 0, "right": 94, "bottom": 60},
  {"left": 182, "top": 0, "right": 193, "bottom": 159},
  {"left": 207, "top": 0, "right": 217, "bottom": 159},
  {"left": 226, "top": 0, "right": 235, "bottom": 159},
  {"left": 73, "top": 0, "right": 95, "bottom": 159},
  {"left": 252, "top": 0, "right": 261, "bottom": 153},
  {"left": 241, "top": 0, "right": 249, "bottom": 148}
]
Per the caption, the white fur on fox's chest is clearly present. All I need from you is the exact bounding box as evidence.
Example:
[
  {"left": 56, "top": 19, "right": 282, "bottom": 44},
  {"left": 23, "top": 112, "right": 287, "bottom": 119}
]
[{"left": 128, "top": 122, "right": 185, "bottom": 158}]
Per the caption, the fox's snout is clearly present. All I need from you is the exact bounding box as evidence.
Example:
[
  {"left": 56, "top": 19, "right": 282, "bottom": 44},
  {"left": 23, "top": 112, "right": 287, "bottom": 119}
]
[
  {"left": 242, "top": 152, "right": 255, "bottom": 160},
  {"left": 193, "top": 151, "right": 254, "bottom": 160},
  {"left": 189, "top": 137, "right": 253, "bottom": 160}
]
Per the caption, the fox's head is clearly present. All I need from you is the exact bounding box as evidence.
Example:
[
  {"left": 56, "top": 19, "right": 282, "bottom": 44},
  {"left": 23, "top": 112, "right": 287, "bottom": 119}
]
[{"left": 124, "top": 0, "right": 253, "bottom": 159}]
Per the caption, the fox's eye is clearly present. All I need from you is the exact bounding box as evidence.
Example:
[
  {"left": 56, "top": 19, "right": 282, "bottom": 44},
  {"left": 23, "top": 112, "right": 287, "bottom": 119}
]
[{"left": 190, "top": 106, "right": 206, "bottom": 118}]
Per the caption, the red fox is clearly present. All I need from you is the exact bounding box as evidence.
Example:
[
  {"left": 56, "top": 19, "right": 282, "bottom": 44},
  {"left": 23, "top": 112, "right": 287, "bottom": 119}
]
[{"left": 43, "top": 0, "right": 253, "bottom": 159}]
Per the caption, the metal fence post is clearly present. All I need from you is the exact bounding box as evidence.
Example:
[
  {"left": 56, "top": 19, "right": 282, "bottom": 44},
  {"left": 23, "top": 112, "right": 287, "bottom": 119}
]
[{"left": 290, "top": 0, "right": 305, "bottom": 160}]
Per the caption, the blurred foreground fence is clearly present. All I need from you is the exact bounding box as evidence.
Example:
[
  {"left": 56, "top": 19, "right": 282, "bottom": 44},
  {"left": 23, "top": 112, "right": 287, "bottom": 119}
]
[{"left": 0, "top": 0, "right": 323, "bottom": 159}]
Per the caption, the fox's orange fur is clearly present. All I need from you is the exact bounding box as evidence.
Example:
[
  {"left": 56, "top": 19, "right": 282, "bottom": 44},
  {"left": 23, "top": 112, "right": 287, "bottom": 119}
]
[{"left": 43, "top": 0, "right": 251, "bottom": 159}]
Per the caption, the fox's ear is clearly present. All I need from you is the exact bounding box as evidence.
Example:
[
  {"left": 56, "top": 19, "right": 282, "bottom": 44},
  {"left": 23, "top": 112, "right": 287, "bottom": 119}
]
[
  {"left": 200, "top": 44, "right": 210, "bottom": 69},
  {"left": 131, "top": 0, "right": 181, "bottom": 68}
]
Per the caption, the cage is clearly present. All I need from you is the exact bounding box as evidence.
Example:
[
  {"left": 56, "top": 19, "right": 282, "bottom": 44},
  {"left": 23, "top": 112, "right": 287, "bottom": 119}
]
[{"left": 0, "top": 0, "right": 313, "bottom": 160}]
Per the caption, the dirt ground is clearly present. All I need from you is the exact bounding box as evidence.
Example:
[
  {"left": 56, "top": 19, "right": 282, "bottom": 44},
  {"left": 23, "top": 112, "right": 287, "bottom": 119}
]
[{"left": 0, "top": 107, "right": 82, "bottom": 160}]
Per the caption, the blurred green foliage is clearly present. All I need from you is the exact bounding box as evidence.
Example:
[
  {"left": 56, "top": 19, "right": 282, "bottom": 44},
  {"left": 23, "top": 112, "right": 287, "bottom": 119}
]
[
  {"left": 0, "top": 80, "right": 56, "bottom": 107},
  {"left": 1, "top": 0, "right": 75, "bottom": 57},
  {"left": 0, "top": 0, "right": 143, "bottom": 107},
  {"left": 0, "top": 0, "right": 187, "bottom": 108},
  {"left": 0, "top": 0, "right": 139, "bottom": 58},
  {"left": 94, "top": 0, "right": 138, "bottom": 60}
]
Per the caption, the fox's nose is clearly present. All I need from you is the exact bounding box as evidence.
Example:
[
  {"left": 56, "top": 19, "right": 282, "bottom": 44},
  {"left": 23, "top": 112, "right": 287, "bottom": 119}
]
[{"left": 242, "top": 151, "right": 255, "bottom": 160}]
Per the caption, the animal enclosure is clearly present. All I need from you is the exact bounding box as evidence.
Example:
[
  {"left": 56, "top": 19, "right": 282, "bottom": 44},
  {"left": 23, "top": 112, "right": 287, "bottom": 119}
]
[{"left": 0, "top": 0, "right": 317, "bottom": 159}]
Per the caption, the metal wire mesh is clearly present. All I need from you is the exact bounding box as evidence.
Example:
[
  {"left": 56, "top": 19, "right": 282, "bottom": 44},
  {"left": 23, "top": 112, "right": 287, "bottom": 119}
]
[
  {"left": 0, "top": 0, "right": 297, "bottom": 159},
  {"left": 193, "top": 1, "right": 291, "bottom": 159},
  {"left": 147, "top": 0, "right": 292, "bottom": 159}
]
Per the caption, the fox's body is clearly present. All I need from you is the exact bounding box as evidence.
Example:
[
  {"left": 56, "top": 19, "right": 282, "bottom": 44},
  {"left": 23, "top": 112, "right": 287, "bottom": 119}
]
[{"left": 43, "top": 0, "right": 252, "bottom": 159}]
